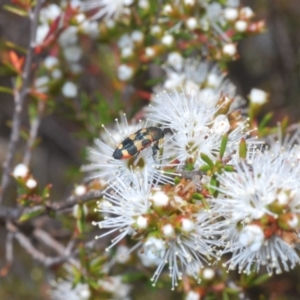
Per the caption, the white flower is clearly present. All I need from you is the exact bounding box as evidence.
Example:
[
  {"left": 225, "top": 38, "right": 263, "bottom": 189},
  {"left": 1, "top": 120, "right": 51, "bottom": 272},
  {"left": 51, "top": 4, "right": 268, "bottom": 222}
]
[
  {"left": 138, "top": 0, "right": 149, "bottom": 9},
  {"left": 160, "top": 59, "right": 246, "bottom": 111},
  {"left": 118, "top": 34, "right": 132, "bottom": 48},
  {"left": 80, "top": 20, "right": 99, "bottom": 38},
  {"left": 131, "top": 30, "right": 144, "bottom": 43},
  {"left": 13, "top": 164, "right": 29, "bottom": 178},
  {"left": 35, "top": 76, "right": 49, "bottom": 93},
  {"left": 202, "top": 268, "right": 215, "bottom": 280},
  {"left": 222, "top": 43, "right": 237, "bottom": 56},
  {"left": 223, "top": 8, "right": 238, "bottom": 21},
  {"left": 213, "top": 149, "right": 300, "bottom": 274},
  {"left": 184, "top": 0, "right": 195, "bottom": 6},
  {"left": 167, "top": 52, "right": 183, "bottom": 71},
  {"left": 52, "top": 69, "right": 62, "bottom": 79},
  {"left": 161, "top": 34, "right": 174, "bottom": 46},
  {"left": 150, "top": 190, "right": 169, "bottom": 207},
  {"left": 163, "top": 4, "right": 173, "bottom": 14},
  {"left": 94, "top": 172, "right": 224, "bottom": 289},
  {"left": 121, "top": 46, "right": 133, "bottom": 58},
  {"left": 162, "top": 224, "right": 175, "bottom": 237},
  {"left": 145, "top": 47, "right": 155, "bottom": 58},
  {"left": 50, "top": 278, "right": 90, "bottom": 300},
  {"left": 150, "top": 25, "right": 161, "bottom": 35},
  {"left": 62, "top": 81, "right": 78, "bottom": 98},
  {"left": 240, "top": 7, "right": 254, "bottom": 19},
  {"left": 147, "top": 91, "right": 253, "bottom": 169},
  {"left": 117, "top": 64, "right": 133, "bottom": 81},
  {"left": 98, "top": 276, "right": 132, "bottom": 300},
  {"left": 44, "top": 56, "right": 59, "bottom": 69},
  {"left": 26, "top": 178, "right": 37, "bottom": 189},
  {"left": 82, "top": 0, "right": 134, "bottom": 20},
  {"left": 63, "top": 46, "right": 82, "bottom": 62},
  {"left": 186, "top": 17, "right": 198, "bottom": 30},
  {"left": 35, "top": 24, "right": 49, "bottom": 45},
  {"left": 82, "top": 115, "right": 173, "bottom": 185},
  {"left": 40, "top": 4, "right": 61, "bottom": 23},
  {"left": 75, "top": 13, "right": 86, "bottom": 23},
  {"left": 235, "top": 20, "right": 248, "bottom": 32},
  {"left": 59, "top": 26, "right": 78, "bottom": 47},
  {"left": 74, "top": 185, "right": 87, "bottom": 196},
  {"left": 116, "top": 245, "right": 131, "bottom": 264},
  {"left": 249, "top": 88, "right": 268, "bottom": 105},
  {"left": 186, "top": 290, "right": 200, "bottom": 300}
]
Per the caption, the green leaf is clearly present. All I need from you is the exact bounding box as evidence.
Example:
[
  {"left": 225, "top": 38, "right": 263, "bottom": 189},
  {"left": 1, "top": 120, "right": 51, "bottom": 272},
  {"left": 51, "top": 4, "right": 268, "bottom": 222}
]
[
  {"left": 77, "top": 219, "right": 85, "bottom": 234},
  {"left": 223, "top": 165, "right": 234, "bottom": 172},
  {"left": 251, "top": 273, "right": 270, "bottom": 286},
  {"left": 174, "top": 177, "right": 181, "bottom": 184},
  {"left": 208, "top": 175, "right": 218, "bottom": 196},
  {"left": 220, "top": 134, "right": 228, "bottom": 159},
  {"left": 192, "top": 193, "right": 203, "bottom": 200},
  {"left": 4, "top": 5, "right": 28, "bottom": 17},
  {"left": 0, "top": 86, "right": 13, "bottom": 95},
  {"left": 199, "top": 165, "right": 211, "bottom": 172},
  {"left": 258, "top": 112, "right": 273, "bottom": 131},
  {"left": 5, "top": 41, "right": 27, "bottom": 54},
  {"left": 200, "top": 153, "right": 214, "bottom": 167},
  {"left": 19, "top": 208, "right": 45, "bottom": 222}
]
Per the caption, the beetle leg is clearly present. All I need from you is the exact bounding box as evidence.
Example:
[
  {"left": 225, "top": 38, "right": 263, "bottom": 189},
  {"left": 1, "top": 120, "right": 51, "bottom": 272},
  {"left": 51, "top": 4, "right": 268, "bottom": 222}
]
[{"left": 152, "top": 141, "right": 160, "bottom": 161}]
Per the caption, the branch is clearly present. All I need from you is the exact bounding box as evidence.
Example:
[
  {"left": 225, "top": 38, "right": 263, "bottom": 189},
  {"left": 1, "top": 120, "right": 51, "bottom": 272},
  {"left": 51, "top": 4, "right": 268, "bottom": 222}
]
[
  {"left": 23, "top": 100, "right": 46, "bottom": 166},
  {"left": 33, "top": 228, "right": 80, "bottom": 268},
  {"left": 6, "top": 221, "right": 78, "bottom": 268},
  {"left": 0, "top": 0, "right": 45, "bottom": 205},
  {"left": 48, "top": 189, "right": 104, "bottom": 212},
  {"left": 0, "top": 189, "right": 104, "bottom": 222}
]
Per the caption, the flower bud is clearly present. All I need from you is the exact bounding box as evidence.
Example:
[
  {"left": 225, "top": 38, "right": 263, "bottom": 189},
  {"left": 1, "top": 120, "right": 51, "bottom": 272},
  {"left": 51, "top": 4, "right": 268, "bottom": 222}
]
[
  {"left": 13, "top": 164, "right": 29, "bottom": 179},
  {"left": 161, "top": 224, "right": 175, "bottom": 238},
  {"left": 222, "top": 43, "right": 237, "bottom": 57},
  {"left": 26, "top": 178, "right": 37, "bottom": 189},
  {"left": 75, "top": 185, "right": 87, "bottom": 196}
]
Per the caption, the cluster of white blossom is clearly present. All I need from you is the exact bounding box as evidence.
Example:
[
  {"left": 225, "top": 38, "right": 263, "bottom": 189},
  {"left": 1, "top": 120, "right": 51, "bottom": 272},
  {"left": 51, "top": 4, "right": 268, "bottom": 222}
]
[
  {"left": 79, "top": 0, "right": 262, "bottom": 81},
  {"left": 81, "top": 59, "right": 281, "bottom": 289},
  {"left": 82, "top": 59, "right": 300, "bottom": 290},
  {"left": 50, "top": 272, "right": 131, "bottom": 300},
  {"left": 35, "top": 1, "right": 99, "bottom": 98},
  {"left": 212, "top": 144, "right": 300, "bottom": 275}
]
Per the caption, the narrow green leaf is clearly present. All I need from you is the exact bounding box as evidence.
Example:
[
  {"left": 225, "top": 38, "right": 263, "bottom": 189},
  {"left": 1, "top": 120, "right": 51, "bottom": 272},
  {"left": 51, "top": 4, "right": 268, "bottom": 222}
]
[
  {"left": 0, "top": 86, "right": 13, "bottom": 95},
  {"left": 223, "top": 165, "right": 234, "bottom": 172},
  {"left": 4, "top": 5, "right": 28, "bottom": 17},
  {"left": 77, "top": 219, "right": 85, "bottom": 234},
  {"left": 199, "top": 165, "right": 211, "bottom": 172},
  {"left": 19, "top": 208, "right": 45, "bottom": 222},
  {"left": 219, "top": 134, "right": 228, "bottom": 159},
  {"left": 258, "top": 112, "right": 273, "bottom": 131},
  {"left": 5, "top": 41, "right": 27, "bottom": 54},
  {"left": 200, "top": 153, "right": 214, "bottom": 167},
  {"left": 192, "top": 193, "right": 203, "bottom": 200},
  {"left": 208, "top": 175, "right": 218, "bottom": 196},
  {"left": 251, "top": 273, "right": 270, "bottom": 286}
]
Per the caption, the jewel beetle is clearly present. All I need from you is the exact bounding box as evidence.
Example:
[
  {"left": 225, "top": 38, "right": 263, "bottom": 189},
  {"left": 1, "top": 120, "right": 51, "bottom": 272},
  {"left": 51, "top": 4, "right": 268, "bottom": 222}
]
[{"left": 112, "top": 126, "right": 164, "bottom": 160}]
